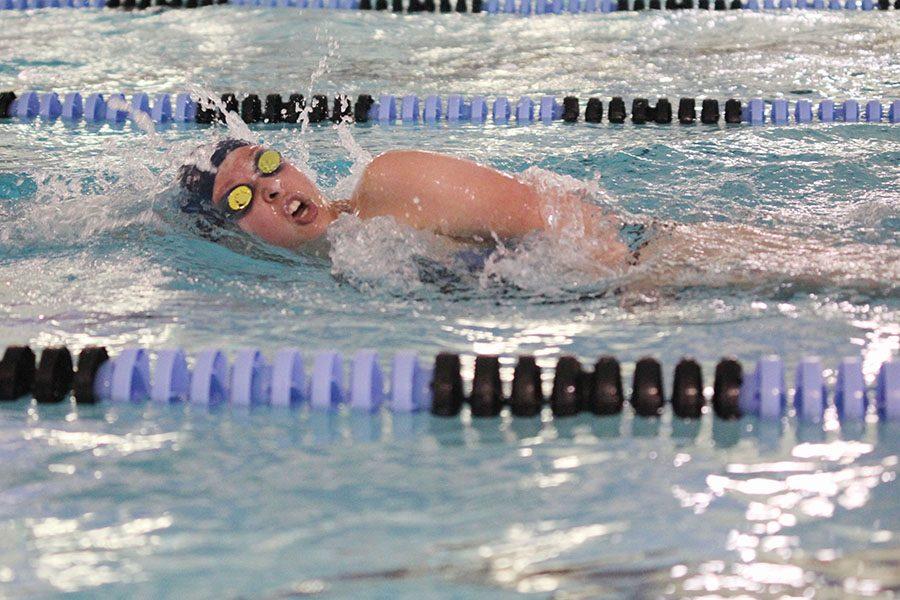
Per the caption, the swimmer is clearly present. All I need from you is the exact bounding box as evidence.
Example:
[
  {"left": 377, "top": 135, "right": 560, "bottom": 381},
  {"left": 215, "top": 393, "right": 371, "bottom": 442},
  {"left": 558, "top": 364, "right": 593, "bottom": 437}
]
[
  {"left": 177, "top": 139, "right": 635, "bottom": 269},
  {"left": 177, "top": 139, "right": 898, "bottom": 291}
]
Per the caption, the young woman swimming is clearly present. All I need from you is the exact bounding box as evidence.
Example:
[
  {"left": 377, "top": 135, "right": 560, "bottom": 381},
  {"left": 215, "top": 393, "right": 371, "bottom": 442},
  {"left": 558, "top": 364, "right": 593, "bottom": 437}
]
[
  {"left": 177, "top": 138, "right": 895, "bottom": 292},
  {"left": 177, "top": 139, "right": 639, "bottom": 269}
]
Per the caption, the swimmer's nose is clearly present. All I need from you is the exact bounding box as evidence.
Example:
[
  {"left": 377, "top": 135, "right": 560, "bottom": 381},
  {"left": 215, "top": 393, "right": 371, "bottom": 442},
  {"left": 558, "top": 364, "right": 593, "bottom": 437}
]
[{"left": 260, "top": 179, "right": 282, "bottom": 203}]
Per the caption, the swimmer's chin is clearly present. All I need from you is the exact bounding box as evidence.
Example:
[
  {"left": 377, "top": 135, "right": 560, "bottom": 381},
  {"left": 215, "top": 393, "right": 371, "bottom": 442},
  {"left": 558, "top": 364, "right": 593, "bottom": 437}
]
[{"left": 286, "top": 234, "right": 331, "bottom": 257}]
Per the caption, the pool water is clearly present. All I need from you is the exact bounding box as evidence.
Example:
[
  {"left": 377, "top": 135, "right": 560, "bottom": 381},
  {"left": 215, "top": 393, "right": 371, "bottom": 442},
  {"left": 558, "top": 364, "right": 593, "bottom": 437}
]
[
  {"left": 1, "top": 401, "right": 898, "bottom": 597},
  {"left": 0, "top": 6, "right": 898, "bottom": 598}
]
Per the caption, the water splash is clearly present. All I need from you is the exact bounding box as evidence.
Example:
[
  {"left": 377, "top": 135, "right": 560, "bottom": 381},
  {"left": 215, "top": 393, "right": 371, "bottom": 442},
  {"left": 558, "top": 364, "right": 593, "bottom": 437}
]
[
  {"left": 325, "top": 166, "right": 630, "bottom": 297},
  {"left": 186, "top": 86, "right": 257, "bottom": 143},
  {"left": 327, "top": 213, "right": 460, "bottom": 294},
  {"left": 331, "top": 121, "right": 373, "bottom": 200},
  {"left": 278, "top": 28, "right": 342, "bottom": 186},
  {"left": 105, "top": 95, "right": 159, "bottom": 143},
  {"left": 628, "top": 222, "right": 900, "bottom": 295}
]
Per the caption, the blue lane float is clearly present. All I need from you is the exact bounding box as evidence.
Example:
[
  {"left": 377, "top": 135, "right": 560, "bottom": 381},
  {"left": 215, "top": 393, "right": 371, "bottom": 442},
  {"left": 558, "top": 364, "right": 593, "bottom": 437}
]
[
  {"left": 493, "top": 96, "right": 511, "bottom": 124},
  {"left": 131, "top": 92, "right": 150, "bottom": 117},
  {"left": 62, "top": 93, "right": 83, "bottom": 120},
  {"left": 2, "top": 346, "right": 899, "bottom": 423},
  {"left": 105, "top": 93, "right": 128, "bottom": 123},
  {"left": 84, "top": 93, "right": 106, "bottom": 123},
  {"left": 400, "top": 95, "right": 419, "bottom": 124},
  {"left": 109, "top": 347, "right": 151, "bottom": 402},
  {"left": 390, "top": 352, "right": 431, "bottom": 412},
  {"left": 3, "top": 91, "right": 898, "bottom": 128},
  {"left": 12, "top": 91, "right": 39, "bottom": 119},
  {"left": 877, "top": 361, "right": 900, "bottom": 421},
  {"left": 470, "top": 96, "right": 488, "bottom": 123},
  {"left": 739, "top": 355, "right": 785, "bottom": 418},
  {"left": 230, "top": 348, "right": 271, "bottom": 407},
  {"left": 350, "top": 350, "right": 384, "bottom": 412},
  {"left": 540, "top": 95, "right": 562, "bottom": 123},
  {"left": 39, "top": 92, "right": 62, "bottom": 120},
  {"left": 770, "top": 98, "right": 788, "bottom": 125},
  {"left": 191, "top": 349, "right": 229, "bottom": 406},
  {"left": 423, "top": 95, "right": 441, "bottom": 122},
  {"left": 152, "top": 349, "right": 190, "bottom": 403},
  {"left": 376, "top": 94, "right": 396, "bottom": 123},
  {"left": 151, "top": 93, "right": 172, "bottom": 123},
  {"left": 835, "top": 357, "right": 867, "bottom": 420},
  {"left": 311, "top": 350, "right": 343, "bottom": 410},
  {"left": 516, "top": 96, "right": 534, "bottom": 124},
  {"left": 743, "top": 98, "right": 765, "bottom": 124},
  {"left": 889, "top": 100, "right": 900, "bottom": 123},
  {"left": 819, "top": 99, "right": 835, "bottom": 122},
  {"left": 794, "top": 357, "right": 825, "bottom": 421},
  {"left": 174, "top": 92, "right": 196, "bottom": 122},
  {"left": 270, "top": 348, "right": 306, "bottom": 407},
  {"left": 795, "top": 99, "right": 813, "bottom": 123}
]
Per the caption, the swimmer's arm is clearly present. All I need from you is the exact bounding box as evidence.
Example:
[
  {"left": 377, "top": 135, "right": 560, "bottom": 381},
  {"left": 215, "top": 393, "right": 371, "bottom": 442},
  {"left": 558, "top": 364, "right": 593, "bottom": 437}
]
[
  {"left": 631, "top": 223, "right": 896, "bottom": 290},
  {"left": 349, "top": 150, "right": 548, "bottom": 239}
]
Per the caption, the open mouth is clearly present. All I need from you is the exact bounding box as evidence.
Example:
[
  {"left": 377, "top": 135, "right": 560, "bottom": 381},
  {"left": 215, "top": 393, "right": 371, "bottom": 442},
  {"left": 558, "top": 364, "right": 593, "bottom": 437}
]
[{"left": 285, "top": 195, "right": 318, "bottom": 226}]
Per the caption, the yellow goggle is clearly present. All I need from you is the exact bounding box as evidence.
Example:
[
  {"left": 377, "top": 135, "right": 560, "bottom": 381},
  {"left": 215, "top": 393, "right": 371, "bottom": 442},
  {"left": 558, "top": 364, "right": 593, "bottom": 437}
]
[
  {"left": 226, "top": 185, "right": 253, "bottom": 213},
  {"left": 256, "top": 149, "right": 282, "bottom": 176},
  {"left": 220, "top": 149, "right": 283, "bottom": 219}
]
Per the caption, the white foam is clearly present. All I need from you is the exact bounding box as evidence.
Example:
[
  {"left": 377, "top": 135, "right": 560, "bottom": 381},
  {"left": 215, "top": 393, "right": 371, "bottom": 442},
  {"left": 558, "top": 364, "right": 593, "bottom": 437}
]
[
  {"left": 327, "top": 213, "right": 450, "bottom": 294},
  {"left": 324, "top": 165, "right": 631, "bottom": 295}
]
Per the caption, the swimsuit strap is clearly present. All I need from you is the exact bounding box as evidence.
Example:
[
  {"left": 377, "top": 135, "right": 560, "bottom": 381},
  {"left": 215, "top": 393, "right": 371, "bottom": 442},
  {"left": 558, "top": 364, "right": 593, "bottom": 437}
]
[
  {"left": 622, "top": 220, "right": 677, "bottom": 266},
  {"left": 620, "top": 222, "right": 651, "bottom": 266}
]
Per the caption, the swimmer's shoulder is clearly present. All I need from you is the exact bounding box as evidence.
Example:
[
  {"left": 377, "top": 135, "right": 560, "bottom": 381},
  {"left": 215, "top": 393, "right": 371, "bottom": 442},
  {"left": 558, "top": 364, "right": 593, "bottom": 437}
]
[
  {"left": 366, "top": 149, "right": 441, "bottom": 173},
  {"left": 355, "top": 150, "right": 464, "bottom": 204},
  {"left": 352, "top": 151, "right": 426, "bottom": 216},
  {"left": 356, "top": 150, "right": 425, "bottom": 193}
]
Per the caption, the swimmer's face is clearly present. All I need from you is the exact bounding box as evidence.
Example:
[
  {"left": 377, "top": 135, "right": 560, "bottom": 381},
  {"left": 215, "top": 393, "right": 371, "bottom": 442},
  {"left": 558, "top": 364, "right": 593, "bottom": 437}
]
[{"left": 211, "top": 145, "right": 332, "bottom": 249}]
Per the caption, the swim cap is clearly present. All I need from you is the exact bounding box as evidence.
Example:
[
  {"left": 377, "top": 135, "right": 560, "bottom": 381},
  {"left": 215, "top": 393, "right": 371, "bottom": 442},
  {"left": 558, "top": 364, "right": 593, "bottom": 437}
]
[{"left": 177, "top": 138, "right": 252, "bottom": 216}]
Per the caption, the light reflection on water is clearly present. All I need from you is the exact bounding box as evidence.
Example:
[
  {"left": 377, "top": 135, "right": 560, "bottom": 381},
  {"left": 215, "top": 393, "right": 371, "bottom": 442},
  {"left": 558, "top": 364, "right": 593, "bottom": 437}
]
[
  {"left": 29, "top": 515, "right": 173, "bottom": 593},
  {"left": 0, "top": 401, "right": 896, "bottom": 597},
  {"left": 669, "top": 438, "right": 896, "bottom": 594}
]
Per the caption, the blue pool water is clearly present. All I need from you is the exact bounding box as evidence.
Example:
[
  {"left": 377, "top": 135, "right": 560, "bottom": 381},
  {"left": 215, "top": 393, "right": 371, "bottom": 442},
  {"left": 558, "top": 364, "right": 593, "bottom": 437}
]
[
  {"left": 1, "top": 6, "right": 899, "bottom": 597},
  {"left": 1, "top": 401, "right": 898, "bottom": 597}
]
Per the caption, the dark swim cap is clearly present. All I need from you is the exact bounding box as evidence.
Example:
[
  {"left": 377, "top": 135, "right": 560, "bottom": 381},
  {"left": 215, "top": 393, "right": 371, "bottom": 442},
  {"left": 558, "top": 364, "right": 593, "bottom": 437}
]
[{"left": 177, "top": 138, "right": 252, "bottom": 215}]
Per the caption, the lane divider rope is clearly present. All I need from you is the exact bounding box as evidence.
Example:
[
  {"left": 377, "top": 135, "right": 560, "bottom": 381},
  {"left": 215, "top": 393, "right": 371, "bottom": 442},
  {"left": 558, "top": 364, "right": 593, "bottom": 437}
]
[
  {"left": 2, "top": 91, "right": 898, "bottom": 126},
  {"left": 1, "top": 345, "right": 898, "bottom": 422},
  {"left": 2, "top": 0, "right": 896, "bottom": 11}
]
